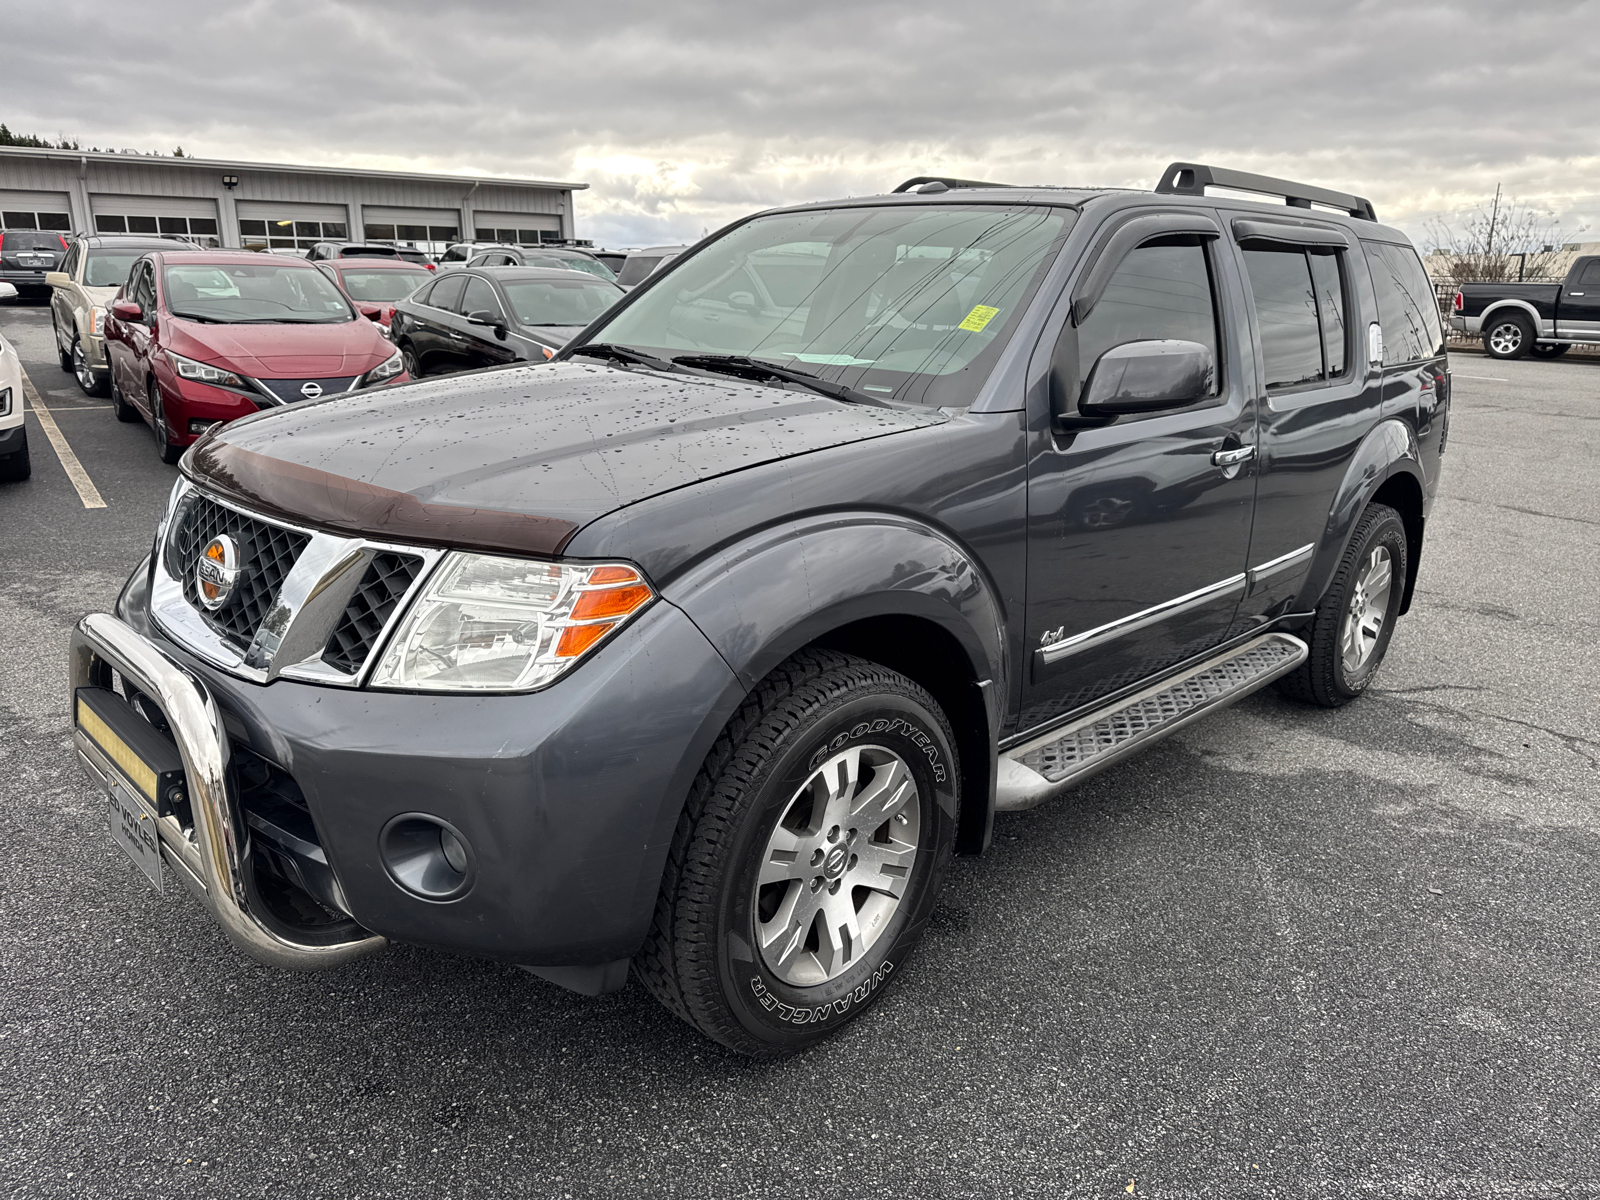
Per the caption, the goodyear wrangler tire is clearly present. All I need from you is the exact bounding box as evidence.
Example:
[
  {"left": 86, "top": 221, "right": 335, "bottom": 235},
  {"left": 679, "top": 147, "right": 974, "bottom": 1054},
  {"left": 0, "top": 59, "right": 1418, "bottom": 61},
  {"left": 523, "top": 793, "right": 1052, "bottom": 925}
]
[{"left": 636, "top": 649, "right": 958, "bottom": 1056}]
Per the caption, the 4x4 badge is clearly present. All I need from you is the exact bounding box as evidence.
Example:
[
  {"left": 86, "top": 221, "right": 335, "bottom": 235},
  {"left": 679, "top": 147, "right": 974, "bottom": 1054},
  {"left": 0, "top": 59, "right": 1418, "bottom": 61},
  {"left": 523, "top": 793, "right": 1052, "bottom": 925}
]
[
  {"left": 195, "top": 535, "right": 242, "bottom": 611},
  {"left": 1040, "top": 626, "right": 1067, "bottom": 648}
]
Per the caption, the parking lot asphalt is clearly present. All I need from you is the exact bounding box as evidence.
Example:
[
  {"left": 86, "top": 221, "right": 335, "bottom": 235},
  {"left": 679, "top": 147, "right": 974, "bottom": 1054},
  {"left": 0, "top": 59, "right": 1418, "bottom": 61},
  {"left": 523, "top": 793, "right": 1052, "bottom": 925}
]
[{"left": 1, "top": 291, "right": 1596, "bottom": 1200}]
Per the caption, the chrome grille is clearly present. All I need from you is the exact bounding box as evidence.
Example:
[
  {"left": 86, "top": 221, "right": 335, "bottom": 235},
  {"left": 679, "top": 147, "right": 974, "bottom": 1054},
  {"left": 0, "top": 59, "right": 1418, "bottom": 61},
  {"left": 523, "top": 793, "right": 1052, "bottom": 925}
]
[
  {"left": 321, "top": 552, "right": 423, "bottom": 675},
  {"left": 169, "top": 496, "right": 310, "bottom": 650},
  {"left": 1018, "top": 638, "right": 1303, "bottom": 782}
]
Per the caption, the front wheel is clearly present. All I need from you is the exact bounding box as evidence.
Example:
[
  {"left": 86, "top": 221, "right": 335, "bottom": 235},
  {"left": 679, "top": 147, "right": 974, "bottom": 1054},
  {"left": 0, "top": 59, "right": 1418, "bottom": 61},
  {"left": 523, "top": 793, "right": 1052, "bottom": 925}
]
[
  {"left": 150, "top": 379, "right": 184, "bottom": 465},
  {"left": 1279, "top": 503, "right": 1408, "bottom": 708},
  {"left": 1483, "top": 312, "right": 1533, "bottom": 359},
  {"left": 635, "top": 650, "right": 959, "bottom": 1056}
]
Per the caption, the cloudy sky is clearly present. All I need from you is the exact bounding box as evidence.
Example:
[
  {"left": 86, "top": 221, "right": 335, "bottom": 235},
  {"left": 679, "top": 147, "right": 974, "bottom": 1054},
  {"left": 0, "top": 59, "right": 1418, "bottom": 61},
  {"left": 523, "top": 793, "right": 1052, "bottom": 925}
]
[{"left": 7, "top": 0, "right": 1600, "bottom": 248}]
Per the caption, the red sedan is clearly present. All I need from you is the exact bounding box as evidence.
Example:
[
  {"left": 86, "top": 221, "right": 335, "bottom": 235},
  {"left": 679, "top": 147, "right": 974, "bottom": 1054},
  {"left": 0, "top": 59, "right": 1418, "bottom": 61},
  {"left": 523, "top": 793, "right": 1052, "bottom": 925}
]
[
  {"left": 105, "top": 251, "right": 409, "bottom": 463},
  {"left": 315, "top": 258, "right": 434, "bottom": 335}
]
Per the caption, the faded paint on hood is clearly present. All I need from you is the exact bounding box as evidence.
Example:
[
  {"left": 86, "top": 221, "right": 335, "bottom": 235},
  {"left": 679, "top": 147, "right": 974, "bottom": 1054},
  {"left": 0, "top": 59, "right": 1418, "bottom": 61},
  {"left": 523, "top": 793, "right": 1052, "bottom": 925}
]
[{"left": 186, "top": 361, "right": 947, "bottom": 556}]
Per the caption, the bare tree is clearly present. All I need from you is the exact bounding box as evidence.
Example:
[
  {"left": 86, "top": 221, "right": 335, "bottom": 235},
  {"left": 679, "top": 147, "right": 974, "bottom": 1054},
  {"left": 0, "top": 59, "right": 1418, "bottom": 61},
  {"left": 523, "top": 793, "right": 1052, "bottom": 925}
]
[{"left": 1424, "top": 188, "right": 1569, "bottom": 282}]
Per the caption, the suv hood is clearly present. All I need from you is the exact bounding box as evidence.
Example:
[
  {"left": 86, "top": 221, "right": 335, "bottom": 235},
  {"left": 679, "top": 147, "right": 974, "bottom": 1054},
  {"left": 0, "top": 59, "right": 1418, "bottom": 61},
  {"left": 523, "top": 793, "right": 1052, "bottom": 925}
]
[
  {"left": 186, "top": 362, "right": 946, "bottom": 556},
  {"left": 166, "top": 317, "right": 393, "bottom": 378}
]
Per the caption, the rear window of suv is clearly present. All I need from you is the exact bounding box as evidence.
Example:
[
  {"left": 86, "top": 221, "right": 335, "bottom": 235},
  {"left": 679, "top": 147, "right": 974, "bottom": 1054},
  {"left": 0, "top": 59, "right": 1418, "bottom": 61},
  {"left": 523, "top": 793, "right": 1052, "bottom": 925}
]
[{"left": 2, "top": 230, "right": 66, "bottom": 251}]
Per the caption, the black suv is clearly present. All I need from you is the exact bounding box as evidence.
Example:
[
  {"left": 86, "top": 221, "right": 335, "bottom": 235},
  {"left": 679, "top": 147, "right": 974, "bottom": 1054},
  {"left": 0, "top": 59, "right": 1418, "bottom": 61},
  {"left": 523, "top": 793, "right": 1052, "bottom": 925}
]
[
  {"left": 1, "top": 227, "right": 70, "bottom": 297},
  {"left": 72, "top": 163, "right": 1448, "bottom": 1056}
]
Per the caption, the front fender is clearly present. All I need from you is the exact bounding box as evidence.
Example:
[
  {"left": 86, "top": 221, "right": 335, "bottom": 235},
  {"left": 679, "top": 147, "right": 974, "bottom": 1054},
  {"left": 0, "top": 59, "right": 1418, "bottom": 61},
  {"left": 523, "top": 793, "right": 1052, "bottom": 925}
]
[
  {"left": 1299, "top": 417, "right": 1423, "bottom": 610},
  {"left": 663, "top": 511, "right": 1006, "bottom": 694}
]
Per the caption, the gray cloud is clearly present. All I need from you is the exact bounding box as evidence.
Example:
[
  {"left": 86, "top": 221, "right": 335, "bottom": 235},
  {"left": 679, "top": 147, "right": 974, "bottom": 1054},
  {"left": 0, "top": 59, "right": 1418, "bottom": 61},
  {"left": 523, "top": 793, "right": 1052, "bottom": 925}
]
[{"left": 6, "top": 0, "right": 1600, "bottom": 246}]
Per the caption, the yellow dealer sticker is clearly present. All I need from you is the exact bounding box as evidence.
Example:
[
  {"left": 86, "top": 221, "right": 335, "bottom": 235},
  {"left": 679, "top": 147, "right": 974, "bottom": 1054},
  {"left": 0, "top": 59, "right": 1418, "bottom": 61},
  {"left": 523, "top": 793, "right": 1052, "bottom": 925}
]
[{"left": 958, "top": 305, "right": 1001, "bottom": 332}]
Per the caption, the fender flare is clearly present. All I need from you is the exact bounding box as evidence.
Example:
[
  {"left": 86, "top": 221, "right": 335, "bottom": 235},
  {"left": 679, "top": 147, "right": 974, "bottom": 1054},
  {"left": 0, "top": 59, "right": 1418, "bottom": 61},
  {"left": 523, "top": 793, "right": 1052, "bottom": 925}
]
[
  {"left": 1300, "top": 417, "right": 1425, "bottom": 612},
  {"left": 662, "top": 511, "right": 1008, "bottom": 850},
  {"left": 1478, "top": 299, "right": 1544, "bottom": 336}
]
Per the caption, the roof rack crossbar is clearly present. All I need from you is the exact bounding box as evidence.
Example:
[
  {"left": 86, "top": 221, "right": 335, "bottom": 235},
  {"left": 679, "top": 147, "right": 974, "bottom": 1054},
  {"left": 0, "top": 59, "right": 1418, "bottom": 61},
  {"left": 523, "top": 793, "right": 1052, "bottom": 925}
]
[
  {"left": 1155, "top": 162, "right": 1376, "bottom": 221},
  {"left": 891, "top": 176, "right": 1013, "bottom": 194}
]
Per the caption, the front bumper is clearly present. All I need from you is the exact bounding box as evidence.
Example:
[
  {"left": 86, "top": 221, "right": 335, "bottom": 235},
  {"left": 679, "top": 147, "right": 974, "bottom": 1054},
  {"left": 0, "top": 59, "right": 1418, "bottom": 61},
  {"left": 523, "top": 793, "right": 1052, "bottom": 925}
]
[{"left": 83, "top": 565, "right": 743, "bottom": 971}]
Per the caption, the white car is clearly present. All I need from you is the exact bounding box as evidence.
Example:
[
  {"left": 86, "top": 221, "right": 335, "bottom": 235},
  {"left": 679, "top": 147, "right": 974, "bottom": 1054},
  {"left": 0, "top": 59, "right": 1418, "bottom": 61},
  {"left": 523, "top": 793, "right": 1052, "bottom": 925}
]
[
  {"left": 0, "top": 288, "right": 28, "bottom": 482},
  {"left": 48, "top": 234, "right": 194, "bottom": 396}
]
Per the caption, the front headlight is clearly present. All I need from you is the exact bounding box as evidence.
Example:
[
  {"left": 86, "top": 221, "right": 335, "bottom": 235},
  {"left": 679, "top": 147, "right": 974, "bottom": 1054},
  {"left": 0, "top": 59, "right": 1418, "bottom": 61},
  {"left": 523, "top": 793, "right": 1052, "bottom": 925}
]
[
  {"left": 364, "top": 346, "right": 404, "bottom": 385},
  {"left": 90, "top": 306, "right": 106, "bottom": 337},
  {"left": 370, "top": 554, "right": 654, "bottom": 693},
  {"left": 166, "top": 350, "right": 245, "bottom": 387}
]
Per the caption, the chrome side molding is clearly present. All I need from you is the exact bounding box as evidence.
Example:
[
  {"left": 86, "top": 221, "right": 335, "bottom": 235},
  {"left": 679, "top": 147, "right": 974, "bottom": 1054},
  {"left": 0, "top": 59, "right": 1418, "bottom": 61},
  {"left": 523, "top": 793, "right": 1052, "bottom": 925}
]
[{"left": 1035, "top": 574, "right": 1247, "bottom": 666}]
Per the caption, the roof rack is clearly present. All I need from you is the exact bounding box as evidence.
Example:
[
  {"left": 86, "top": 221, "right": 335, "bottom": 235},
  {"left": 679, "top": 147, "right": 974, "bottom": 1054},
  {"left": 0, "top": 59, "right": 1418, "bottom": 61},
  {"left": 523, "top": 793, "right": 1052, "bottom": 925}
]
[
  {"left": 1154, "top": 163, "right": 1376, "bottom": 221},
  {"left": 891, "top": 176, "right": 1012, "bottom": 194}
]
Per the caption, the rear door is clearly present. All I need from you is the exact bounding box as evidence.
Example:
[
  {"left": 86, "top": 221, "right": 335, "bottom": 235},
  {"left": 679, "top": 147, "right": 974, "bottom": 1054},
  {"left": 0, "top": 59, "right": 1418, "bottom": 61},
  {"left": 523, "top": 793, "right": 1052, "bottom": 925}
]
[
  {"left": 410, "top": 273, "right": 467, "bottom": 374},
  {"left": 1556, "top": 258, "right": 1600, "bottom": 338},
  {"left": 1225, "top": 216, "right": 1385, "bottom": 623},
  {"left": 1021, "top": 211, "right": 1259, "bottom": 731}
]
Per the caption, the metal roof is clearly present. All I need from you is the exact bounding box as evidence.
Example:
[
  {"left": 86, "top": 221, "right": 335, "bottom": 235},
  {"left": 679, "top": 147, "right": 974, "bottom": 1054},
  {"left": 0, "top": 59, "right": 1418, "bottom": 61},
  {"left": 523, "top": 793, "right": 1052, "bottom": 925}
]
[{"left": 0, "top": 145, "right": 586, "bottom": 191}]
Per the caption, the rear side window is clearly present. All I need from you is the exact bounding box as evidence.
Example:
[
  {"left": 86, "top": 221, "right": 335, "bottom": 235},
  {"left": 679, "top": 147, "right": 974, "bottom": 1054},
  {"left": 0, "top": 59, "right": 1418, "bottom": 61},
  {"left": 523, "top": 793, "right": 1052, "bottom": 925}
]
[
  {"left": 1577, "top": 260, "right": 1600, "bottom": 287},
  {"left": 1242, "top": 247, "right": 1348, "bottom": 388},
  {"left": 426, "top": 274, "right": 467, "bottom": 313},
  {"left": 1363, "top": 242, "right": 1444, "bottom": 365},
  {"left": 1075, "top": 238, "right": 1219, "bottom": 396}
]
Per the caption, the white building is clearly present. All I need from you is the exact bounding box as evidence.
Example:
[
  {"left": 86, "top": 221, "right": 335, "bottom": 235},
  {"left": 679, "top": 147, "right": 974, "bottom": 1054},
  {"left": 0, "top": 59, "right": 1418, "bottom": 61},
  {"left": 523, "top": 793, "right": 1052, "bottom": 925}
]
[{"left": 0, "top": 147, "right": 587, "bottom": 255}]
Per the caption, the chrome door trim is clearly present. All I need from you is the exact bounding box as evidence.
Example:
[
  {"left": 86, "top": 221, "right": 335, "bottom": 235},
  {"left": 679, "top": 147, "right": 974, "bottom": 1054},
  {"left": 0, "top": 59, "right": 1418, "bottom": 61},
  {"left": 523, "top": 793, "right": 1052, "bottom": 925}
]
[
  {"left": 1247, "top": 543, "right": 1313, "bottom": 590},
  {"left": 1035, "top": 573, "right": 1247, "bottom": 666}
]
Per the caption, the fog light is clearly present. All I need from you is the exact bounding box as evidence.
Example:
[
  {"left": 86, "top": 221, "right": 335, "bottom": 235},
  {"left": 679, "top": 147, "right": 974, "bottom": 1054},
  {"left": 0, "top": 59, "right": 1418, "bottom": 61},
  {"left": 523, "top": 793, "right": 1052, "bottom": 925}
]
[
  {"left": 378, "top": 813, "right": 475, "bottom": 900},
  {"left": 188, "top": 419, "right": 220, "bottom": 435}
]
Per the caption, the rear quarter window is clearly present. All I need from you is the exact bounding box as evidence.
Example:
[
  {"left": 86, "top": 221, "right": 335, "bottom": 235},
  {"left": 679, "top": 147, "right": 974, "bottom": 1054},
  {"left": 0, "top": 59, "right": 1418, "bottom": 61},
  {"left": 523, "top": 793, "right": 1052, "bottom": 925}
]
[{"left": 1363, "top": 242, "right": 1444, "bottom": 365}]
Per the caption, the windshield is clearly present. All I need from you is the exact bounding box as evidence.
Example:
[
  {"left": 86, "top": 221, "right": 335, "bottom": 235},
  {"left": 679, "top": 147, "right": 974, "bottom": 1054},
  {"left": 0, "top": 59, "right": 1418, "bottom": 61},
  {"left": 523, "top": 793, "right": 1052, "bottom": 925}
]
[
  {"left": 85, "top": 251, "right": 150, "bottom": 288},
  {"left": 615, "top": 255, "right": 667, "bottom": 288},
  {"left": 588, "top": 205, "right": 1071, "bottom": 405},
  {"left": 163, "top": 262, "right": 354, "bottom": 324},
  {"left": 502, "top": 279, "right": 623, "bottom": 326},
  {"left": 526, "top": 252, "right": 616, "bottom": 282},
  {"left": 339, "top": 268, "right": 433, "bottom": 302}
]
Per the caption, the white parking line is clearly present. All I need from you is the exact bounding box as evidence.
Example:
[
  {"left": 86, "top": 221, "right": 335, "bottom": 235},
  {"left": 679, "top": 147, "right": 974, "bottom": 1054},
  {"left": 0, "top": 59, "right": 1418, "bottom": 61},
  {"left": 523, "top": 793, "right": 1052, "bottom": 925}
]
[
  {"left": 18, "top": 364, "right": 107, "bottom": 509},
  {"left": 1454, "top": 373, "right": 1509, "bottom": 381}
]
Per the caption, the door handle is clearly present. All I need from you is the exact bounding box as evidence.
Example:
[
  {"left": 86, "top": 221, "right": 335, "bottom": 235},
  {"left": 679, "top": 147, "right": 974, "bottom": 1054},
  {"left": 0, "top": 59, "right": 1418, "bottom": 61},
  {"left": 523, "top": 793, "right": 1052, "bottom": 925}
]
[
  {"left": 1569, "top": 291, "right": 1585, "bottom": 296},
  {"left": 1211, "top": 445, "right": 1256, "bottom": 467}
]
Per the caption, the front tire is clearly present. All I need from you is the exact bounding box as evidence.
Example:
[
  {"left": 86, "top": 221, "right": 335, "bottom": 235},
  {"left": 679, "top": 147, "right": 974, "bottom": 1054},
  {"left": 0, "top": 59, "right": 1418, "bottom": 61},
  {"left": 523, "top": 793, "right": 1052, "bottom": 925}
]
[
  {"left": 1483, "top": 312, "right": 1533, "bottom": 359},
  {"left": 72, "top": 335, "right": 107, "bottom": 397},
  {"left": 0, "top": 428, "right": 30, "bottom": 482},
  {"left": 1279, "top": 503, "right": 1408, "bottom": 708},
  {"left": 636, "top": 650, "right": 959, "bottom": 1056},
  {"left": 1529, "top": 342, "right": 1571, "bottom": 359},
  {"left": 150, "top": 379, "right": 184, "bottom": 465}
]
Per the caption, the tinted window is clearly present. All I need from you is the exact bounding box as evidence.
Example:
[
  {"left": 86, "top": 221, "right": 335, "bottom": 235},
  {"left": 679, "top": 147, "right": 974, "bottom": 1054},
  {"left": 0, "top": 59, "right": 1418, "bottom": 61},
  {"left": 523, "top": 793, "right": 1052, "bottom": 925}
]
[
  {"left": 1577, "top": 260, "right": 1600, "bottom": 287},
  {"left": 1243, "top": 249, "right": 1324, "bottom": 388},
  {"left": 426, "top": 274, "right": 467, "bottom": 313},
  {"left": 1308, "top": 252, "right": 1347, "bottom": 379},
  {"left": 1076, "top": 239, "right": 1219, "bottom": 394},
  {"left": 62, "top": 241, "right": 81, "bottom": 277},
  {"left": 1363, "top": 243, "right": 1445, "bottom": 365},
  {"left": 502, "top": 279, "right": 623, "bottom": 325},
  {"left": 3, "top": 229, "right": 65, "bottom": 251},
  {"left": 615, "top": 255, "right": 665, "bottom": 288},
  {"left": 460, "top": 276, "right": 504, "bottom": 320},
  {"left": 85, "top": 250, "right": 152, "bottom": 289}
]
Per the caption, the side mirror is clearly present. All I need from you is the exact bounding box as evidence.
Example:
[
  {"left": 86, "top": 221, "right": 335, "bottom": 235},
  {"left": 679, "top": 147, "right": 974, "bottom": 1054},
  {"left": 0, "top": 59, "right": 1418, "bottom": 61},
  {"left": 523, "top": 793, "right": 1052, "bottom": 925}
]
[
  {"left": 1077, "top": 339, "right": 1214, "bottom": 418},
  {"left": 45, "top": 271, "right": 70, "bottom": 288},
  {"left": 0, "top": 282, "right": 17, "bottom": 301},
  {"left": 111, "top": 300, "right": 144, "bottom": 323},
  {"left": 466, "top": 310, "right": 508, "bottom": 339},
  {"left": 357, "top": 303, "right": 383, "bottom": 321}
]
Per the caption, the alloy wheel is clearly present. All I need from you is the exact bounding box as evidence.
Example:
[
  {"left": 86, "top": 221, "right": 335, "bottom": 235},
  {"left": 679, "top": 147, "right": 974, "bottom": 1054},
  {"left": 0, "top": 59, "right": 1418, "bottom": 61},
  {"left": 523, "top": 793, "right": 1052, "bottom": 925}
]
[
  {"left": 1488, "top": 321, "right": 1523, "bottom": 356},
  {"left": 73, "top": 339, "right": 95, "bottom": 392},
  {"left": 753, "top": 744, "right": 921, "bottom": 987},
  {"left": 1340, "top": 545, "right": 1393, "bottom": 674}
]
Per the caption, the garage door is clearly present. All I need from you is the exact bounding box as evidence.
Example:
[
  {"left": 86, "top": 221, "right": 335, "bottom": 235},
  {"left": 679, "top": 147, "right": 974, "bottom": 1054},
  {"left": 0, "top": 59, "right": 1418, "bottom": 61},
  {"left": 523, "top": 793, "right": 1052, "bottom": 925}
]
[
  {"left": 361, "top": 206, "right": 460, "bottom": 244},
  {"left": 91, "top": 194, "right": 220, "bottom": 242},
  {"left": 0, "top": 189, "right": 73, "bottom": 232},
  {"left": 472, "top": 210, "right": 562, "bottom": 245},
  {"left": 235, "top": 200, "right": 352, "bottom": 252}
]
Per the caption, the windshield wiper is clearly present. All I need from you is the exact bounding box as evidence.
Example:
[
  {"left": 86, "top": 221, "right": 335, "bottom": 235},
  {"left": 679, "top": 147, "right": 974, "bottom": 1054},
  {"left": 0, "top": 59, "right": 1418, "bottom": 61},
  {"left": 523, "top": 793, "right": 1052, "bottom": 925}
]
[
  {"left": 671, "top": 354, "right": 886, "bottom": 407},
  {"left": 567, "top": 342, "right": 680, "bottom": 372},
  {"left": 169, "top": 310, "right": 229, "bottom": 323}
]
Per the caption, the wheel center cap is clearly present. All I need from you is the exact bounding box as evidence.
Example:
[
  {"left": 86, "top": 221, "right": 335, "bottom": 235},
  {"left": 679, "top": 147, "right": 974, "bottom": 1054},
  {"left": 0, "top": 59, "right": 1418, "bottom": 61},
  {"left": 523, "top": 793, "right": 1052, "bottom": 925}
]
[{"left": 822, "top": 845, "right": 848, "bottom": 880}]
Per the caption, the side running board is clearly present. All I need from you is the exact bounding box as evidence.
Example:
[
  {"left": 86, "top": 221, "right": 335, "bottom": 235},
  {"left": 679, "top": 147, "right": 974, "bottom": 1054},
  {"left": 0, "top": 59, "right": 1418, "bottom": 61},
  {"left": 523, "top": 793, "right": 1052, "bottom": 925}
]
[{"left": 995, "top": 632, "right": 1308, "bottom": 812}]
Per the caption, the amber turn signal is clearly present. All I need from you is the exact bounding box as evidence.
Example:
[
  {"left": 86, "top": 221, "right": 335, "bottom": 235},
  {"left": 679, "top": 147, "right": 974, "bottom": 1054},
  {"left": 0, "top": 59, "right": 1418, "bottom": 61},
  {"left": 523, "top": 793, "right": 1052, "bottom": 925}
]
[
  {"left": 555, "top": 622, "right": 614, "bottom": 659},
  {"left": 570, "top": 584, "right": 652, "bottom": 622}
]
